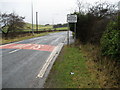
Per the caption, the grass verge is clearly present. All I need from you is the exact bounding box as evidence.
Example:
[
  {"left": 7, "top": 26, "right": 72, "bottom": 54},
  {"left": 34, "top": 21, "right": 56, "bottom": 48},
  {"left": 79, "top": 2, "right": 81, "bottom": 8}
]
[
  {"left": 80, "top": 43, "right": 120, "bottom": 88},
  {"left": 44, "top": 45, "right": 100, "bottom": 88},
  {"left": 1, "top": 32, "right": 49, "bottom": 44}
]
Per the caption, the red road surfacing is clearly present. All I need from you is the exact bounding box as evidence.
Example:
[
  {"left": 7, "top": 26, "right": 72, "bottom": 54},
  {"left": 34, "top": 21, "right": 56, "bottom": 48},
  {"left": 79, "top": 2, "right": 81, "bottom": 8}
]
[{"left": 0, "top": 44, "right": 55, "bottom": 52}]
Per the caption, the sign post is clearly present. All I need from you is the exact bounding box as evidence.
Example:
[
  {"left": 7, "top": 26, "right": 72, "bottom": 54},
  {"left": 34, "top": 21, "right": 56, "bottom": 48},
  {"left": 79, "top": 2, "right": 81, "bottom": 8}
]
[
  {"left": 67, "top": 23, "right": 69, "bottom": 45},
  {"left": 67, "top": 14, "right": 77, "bottom": 45}
]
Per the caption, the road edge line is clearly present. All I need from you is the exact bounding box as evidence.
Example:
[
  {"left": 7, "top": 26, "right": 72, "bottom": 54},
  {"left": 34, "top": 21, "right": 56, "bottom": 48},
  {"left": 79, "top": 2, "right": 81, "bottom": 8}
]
[
  {"left": 37, "top": 46, "right": 59, "bottom": 78},
  {"left": 37, "top": 37, "right": 67, "bottom": 78}
]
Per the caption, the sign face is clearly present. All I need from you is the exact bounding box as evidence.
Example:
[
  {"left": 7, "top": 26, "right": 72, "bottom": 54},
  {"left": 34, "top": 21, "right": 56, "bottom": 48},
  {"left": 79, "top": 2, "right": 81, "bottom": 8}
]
[
  {"left": 118, "top": 1, "right": 120, "bottom": 10},
  {"left": 67, "top": 14, "right": 77, "bottom": 23}
]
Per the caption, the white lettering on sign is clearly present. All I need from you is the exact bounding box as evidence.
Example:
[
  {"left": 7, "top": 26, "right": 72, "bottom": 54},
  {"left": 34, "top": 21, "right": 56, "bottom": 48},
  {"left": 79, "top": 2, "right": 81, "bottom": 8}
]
[{"left": 67, "top": 14, "right": 77, "bottom": 23}]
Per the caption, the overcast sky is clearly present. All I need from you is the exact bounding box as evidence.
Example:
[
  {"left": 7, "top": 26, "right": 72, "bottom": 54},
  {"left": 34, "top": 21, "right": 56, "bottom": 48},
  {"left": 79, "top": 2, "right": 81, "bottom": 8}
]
[{"left": 0, "top": 0, "right": 119, "bottom": 25}]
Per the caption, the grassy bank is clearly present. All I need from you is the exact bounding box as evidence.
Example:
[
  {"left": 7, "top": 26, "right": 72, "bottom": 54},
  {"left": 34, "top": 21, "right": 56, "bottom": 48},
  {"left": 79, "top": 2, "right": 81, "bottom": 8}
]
[
  {"left": 1, "top": 32, "right": 49, "bottom": 44},
  {"left": 44, "top": 45, "right": 100, "bottom": 88},
  {"left": 80, "top": 43, "right": 120, "bottom": 88},
  {"left": 44, "top": 43, "right": 120, "bottom": 88}
]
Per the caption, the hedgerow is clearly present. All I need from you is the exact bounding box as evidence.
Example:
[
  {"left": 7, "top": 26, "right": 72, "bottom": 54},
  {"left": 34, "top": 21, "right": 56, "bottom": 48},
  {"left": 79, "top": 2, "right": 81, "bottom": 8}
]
[{"left": 100, "top": 15, "right": 120, "bottom": 60}]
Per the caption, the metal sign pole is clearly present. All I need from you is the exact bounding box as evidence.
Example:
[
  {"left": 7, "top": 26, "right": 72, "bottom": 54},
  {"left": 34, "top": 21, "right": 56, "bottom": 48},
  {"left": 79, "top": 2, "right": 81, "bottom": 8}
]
[
  {"left": 74, "top": 23, "right": 76, "bottom": 41},
  {"left": 67, "top": 23, "right": 69, "bottom": 45}
]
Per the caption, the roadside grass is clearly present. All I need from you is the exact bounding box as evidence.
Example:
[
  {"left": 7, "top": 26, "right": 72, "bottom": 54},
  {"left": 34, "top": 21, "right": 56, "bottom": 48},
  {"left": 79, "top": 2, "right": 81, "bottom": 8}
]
[
  {"left": 1, "top": 32, "right": 49, "bottom": 44},
  {"left": 44, "top": 45, "right": 100, "bottom": 88},
  {"left": 80, "top": 43, "right": 120, "bottom": 88}
]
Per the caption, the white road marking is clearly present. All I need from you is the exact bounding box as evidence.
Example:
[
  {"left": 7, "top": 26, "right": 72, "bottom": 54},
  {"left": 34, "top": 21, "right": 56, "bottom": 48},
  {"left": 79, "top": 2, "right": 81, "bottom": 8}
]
[
  {"left": 50, "top": 37, "right": 61, "bottom": 45},
  {"left": 36, "top": 37, "right": 67, "bottom": 78},
  {"left": 9, "top": 49, "right": 20, "bottom": 54},
  {"left": 36, "top": 45, "right": 59, "bottom": 78},
  {"left": 32, "top": 44, "right": 41, "bottom": 49}
]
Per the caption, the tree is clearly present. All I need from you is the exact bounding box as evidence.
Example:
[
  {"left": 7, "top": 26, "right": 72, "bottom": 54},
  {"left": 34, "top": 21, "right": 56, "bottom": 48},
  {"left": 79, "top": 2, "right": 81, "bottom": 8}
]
[
  {"left": 88, "top": 2, "right": 117, "bottom": 19},
  {"left": 0, "top": 12, "right": 25, "bottom": 37},
  {"left": 70, "top": 1, "right": 118, "bottom": 43}
]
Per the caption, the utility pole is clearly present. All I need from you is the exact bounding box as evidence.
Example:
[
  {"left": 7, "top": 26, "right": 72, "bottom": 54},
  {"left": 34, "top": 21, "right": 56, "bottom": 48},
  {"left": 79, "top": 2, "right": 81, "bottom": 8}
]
[
  {"left": 31, "top": 1, "right": 34, "bottom": 35},
  {"left": 36, "top": 12, "right": 38, "bottom": 32}
]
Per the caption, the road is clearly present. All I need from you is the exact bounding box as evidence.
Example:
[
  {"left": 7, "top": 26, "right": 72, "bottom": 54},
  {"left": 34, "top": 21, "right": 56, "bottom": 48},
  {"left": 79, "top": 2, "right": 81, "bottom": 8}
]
[{"left": 1, "top": 31, "right": 73, "bottom": 88}]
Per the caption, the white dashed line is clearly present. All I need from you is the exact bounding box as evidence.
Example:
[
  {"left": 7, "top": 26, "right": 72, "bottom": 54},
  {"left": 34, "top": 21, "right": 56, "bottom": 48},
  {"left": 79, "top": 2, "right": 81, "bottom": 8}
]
[{"left": 9, "top": 49, "right": 20, "bottom": 54}]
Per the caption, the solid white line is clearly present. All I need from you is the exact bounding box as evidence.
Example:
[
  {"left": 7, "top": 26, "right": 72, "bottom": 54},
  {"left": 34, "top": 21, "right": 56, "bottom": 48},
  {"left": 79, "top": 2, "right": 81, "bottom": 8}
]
[
  {"left": 37, "top": 45, "right": 59, "bottom": 78},
  {"left": 36, "top": 37, "right": 67, "bottom": 78},
  {"left": 9, "top": 49, "right": 20, "bottom": 54}
]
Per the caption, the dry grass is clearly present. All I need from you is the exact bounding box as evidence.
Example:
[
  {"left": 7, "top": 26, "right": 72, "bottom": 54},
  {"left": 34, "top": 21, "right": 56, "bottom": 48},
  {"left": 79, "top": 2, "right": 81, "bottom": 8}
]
[
  {"left": 0, "top": 33, "right": 49, "bottom": 44},
  {"left": 80, "top": 43, "right": 120, "bottom": 88}
]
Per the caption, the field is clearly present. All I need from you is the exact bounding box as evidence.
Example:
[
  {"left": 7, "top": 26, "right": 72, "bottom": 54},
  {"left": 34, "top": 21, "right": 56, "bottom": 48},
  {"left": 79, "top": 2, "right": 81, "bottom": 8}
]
[
  {"left": 2, "top": 23, "right": 68, "bottom": 33},
  {"left": 24, "top": 23, "right": 53, "bottom": 30},
  {"left": 23, "top": 23, "right": 68, "bottom": 32}
]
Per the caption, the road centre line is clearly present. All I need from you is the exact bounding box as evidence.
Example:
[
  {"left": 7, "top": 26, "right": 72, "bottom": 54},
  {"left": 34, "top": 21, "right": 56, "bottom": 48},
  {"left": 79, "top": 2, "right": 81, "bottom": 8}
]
[{"left": 9, "top": 49, "right": 20, "bottom": 54}]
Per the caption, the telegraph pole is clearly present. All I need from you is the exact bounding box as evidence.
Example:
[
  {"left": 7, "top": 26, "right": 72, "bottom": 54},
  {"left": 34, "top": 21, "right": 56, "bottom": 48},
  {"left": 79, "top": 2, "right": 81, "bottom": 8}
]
[
  {"left": 36, "top": 12, "right": 38, "bottom": 32},
  {"left": 31, "top": 1, "right": 34, "bottom": 35}
]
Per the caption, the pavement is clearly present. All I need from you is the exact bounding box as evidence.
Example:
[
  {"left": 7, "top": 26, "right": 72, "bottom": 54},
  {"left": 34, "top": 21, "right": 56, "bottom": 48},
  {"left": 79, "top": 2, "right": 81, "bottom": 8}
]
[{"left": 0, "top": 31, "right": 74, "bottom": 88}]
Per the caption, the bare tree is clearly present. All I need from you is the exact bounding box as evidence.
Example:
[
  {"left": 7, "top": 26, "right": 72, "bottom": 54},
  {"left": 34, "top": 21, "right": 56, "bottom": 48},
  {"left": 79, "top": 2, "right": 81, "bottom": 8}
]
[
  {"left": 0, "top": 12, "right": 25, "bottom": 37},
  {"left": 88, "top": 2, "right": 118, "bottom": 19},
  {"left": 76, "top": 0, "right": 84, "bottom": 13}
]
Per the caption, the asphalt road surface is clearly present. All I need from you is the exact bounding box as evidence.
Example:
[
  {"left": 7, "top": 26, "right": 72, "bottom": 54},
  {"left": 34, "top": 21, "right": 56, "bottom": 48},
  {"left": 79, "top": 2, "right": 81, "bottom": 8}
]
[{"left": 1, "top": 31, "right": 73, "bottom": 88}]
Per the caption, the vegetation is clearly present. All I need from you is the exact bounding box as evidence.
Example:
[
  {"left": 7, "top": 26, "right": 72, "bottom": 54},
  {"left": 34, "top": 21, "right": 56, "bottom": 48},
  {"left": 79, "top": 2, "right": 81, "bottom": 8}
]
[
  {"left": 70, "top": 1, "right": 117, "bottom": 44},
  {"left": 56, "top": 27, "right": 68, "bottom": 30},
  {"left": 0, "top": 12, "right": 68, "bottom": 39},
  {"left": 44, "top": 1, "right": 120, "bottom": 88},
  {"left": 0, "top": 12, "right": 25, "bottom": 37},
  {"left": 24, "top": 23, "right": 53, "bottom": 30},
  {"left": 100, "top": 15, "right": 120, "bottom": 60},
  {"left": 1, "top": 33, "right": 49, "bottom": 44},
  {"left": 69, "top": 1, "right": 120, "bottom": 88},
  {"left": 45, "top": 45, "right": 100, "bottom": 88},
  {"left": 80, "top": 43, "right": 120, "bottom": 88}
]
